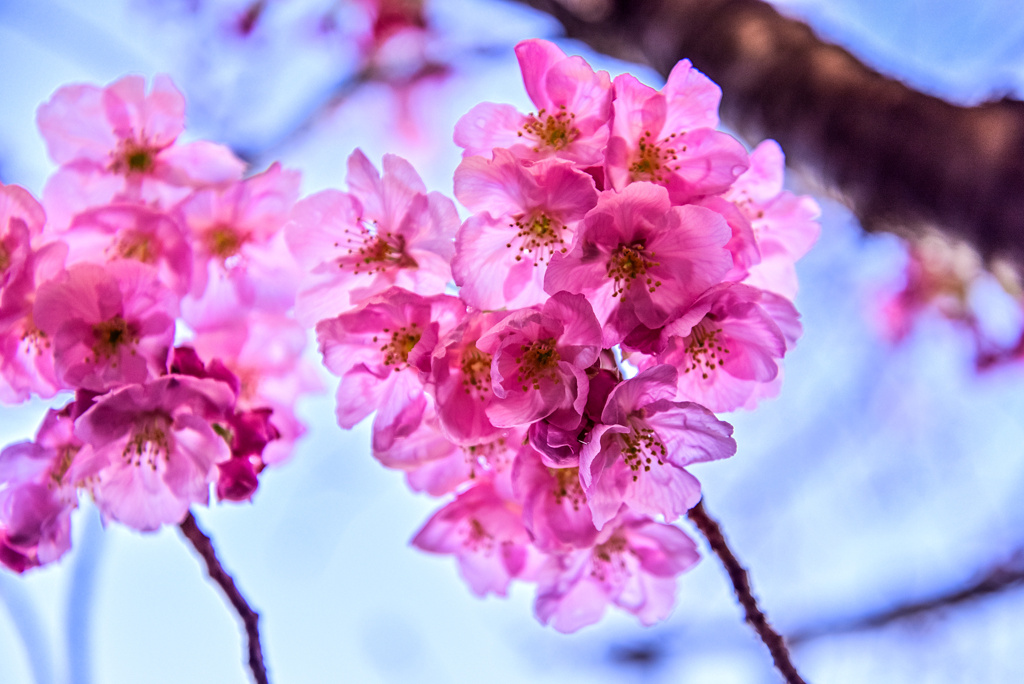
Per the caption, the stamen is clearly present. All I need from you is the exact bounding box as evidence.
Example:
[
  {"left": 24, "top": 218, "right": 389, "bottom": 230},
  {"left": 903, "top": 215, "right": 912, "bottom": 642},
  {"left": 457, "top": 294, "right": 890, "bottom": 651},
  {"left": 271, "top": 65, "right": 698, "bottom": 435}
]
[
  {"left": 549, "top": 466, "right": 585, "bottom": 511},
  {"left": 513, "top": 338, "right": 560, "bottom": 391},
  {"left": 206, "top": 225, "right": 247, "bottom": 259},
  {"left": 373, "top": 324, "right": 421, "bottom": 370},
  {"left": 110, "top": 137, "right": 159, "bottom": 176},
  {"left": 629, "top": 131, "right": 684, "bottom": 183},
  {"left": 122, "top": 416, "right": 172, "bottom": 470},
  {"left": 518, "top": 106, "right": 579, "bottom": 152},
  {"left": 621, "top": 425, "right": 666, "bottom": 482},
  {"left": 682, "top": 319, "right": 730, "bottom": 380},
  {"left": 506, "top": 213, "right": 567, "bottom": 265},
  {"left": 339, "top": 218, "right": 418, "bottom": 275},
  {"left": 114, "top": 231, "right": 160, "bottom": 264},
  {"left": 90, "top": 316, "right": 139, "bottom": 364},
  {"left": 460, "top": 343, "right": 492, "bottom": 400},
  {"left": 606, "top": 243, "right": 661, "bottom": 297}
]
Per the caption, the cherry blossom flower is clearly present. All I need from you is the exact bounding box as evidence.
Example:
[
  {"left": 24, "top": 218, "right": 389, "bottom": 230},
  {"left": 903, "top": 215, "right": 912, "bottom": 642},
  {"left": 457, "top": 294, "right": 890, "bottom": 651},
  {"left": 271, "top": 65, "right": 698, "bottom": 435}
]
[
  {"left": 316, "top": 287, "right": 465, "bottom": 449},
  {"left": 605, "top": 61, "right": 748, "bottom": 203},
  {"left": 454, "top": 39, "right": 612, "bottom": 165},
  {"left": 544, "top": 182, "right": 733, "bottom": 344},
  {"left": 581, "top": 365, "right": 736, "bottom": 530},
  {"left": 287, "top": 150, "right": 457, "bottom": 324},
  {"left": 512, "top": 443, "right": 599, "bottom": 552},
  {"left": 476, "top": 291, "right": 602, "bottom": 429},
  {"left": 637, "top": 283, "right": 801, "bottom": 412},
  {"left": 60, "top": 203, "right": 193, "bottom": 296},
  {"left": 37, "top": 75, "right": 245, "bottom": 225},
  {"left": 0, "top": 407, "right": 80, "bottom": 572},
  {"left": 34, "top": 261, "right": 178, "bottom": 392},
  {"left": 69, "top": 374, "right": 235, "bottom": 530},
  {"left": 534, "top": 511, "right": 700, "bottom": 632},
  {"left": 177, "top": 162, "right": 301, "bottom": 304},
  {"left": 412, "top": 481, "right": 533, "bottom": 597},
  {"left": 725, "top": 140, "right": 821, "bottom": 300},
  {"left": 452, "top": 149, "right": 598, "bottom": 309}
]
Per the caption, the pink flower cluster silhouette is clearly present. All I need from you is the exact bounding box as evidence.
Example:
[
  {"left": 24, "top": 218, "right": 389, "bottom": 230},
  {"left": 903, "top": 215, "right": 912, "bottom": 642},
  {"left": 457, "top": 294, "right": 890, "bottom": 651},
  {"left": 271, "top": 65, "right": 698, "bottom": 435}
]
[
  {"left": 0, "top": 75, "right": 318, "bottom": 572},
  {"left": 289, "top": 39, "right": 820, "bottom": 631}
]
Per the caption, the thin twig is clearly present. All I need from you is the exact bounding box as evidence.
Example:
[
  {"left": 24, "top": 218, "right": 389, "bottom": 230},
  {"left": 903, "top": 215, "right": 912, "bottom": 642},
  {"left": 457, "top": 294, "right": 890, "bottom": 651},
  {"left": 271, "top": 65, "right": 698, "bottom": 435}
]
[
  {"left": 790, "top": 552, "right": 1024, "bottom": 644},
  {"left": 687, "top": 499, "right": 807, "bottom": 684},
  {"left": 179, "top": 511, "right": 269, "bottom": 684}
]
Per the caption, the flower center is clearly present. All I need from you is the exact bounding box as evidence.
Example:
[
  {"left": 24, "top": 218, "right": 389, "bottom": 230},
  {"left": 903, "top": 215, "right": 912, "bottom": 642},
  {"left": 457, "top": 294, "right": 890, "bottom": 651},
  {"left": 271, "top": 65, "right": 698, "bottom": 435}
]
[
  {"left": 122, "top": 415, "right": 172, "bottom": 469},
  {"left": 110, "top": 138, "right": 159, "bottom": 176},
  {"left": 461, "top": 435, "right": 510, "bottom": 479},
  {"left": 514, "top": 338, "right": 560, "bottom": 391},
  {"left": 374, "top": 324, "right": 421, "bottom": 370},
  {"left": 507, "top": 213, "right": 567, "bottom": 265},
  {"left": 519, "top": 107, "right": 579, "bottom": 152},
  {"left": 463, "top": 517, "right": 495, "bottom": 553},
  {"left": 0, "top": 245, "right": 10, "bottom": 275},
  {"left": 590, "top": 533, "right": 631, "bottom": 581},
  {"left": 460, "top": 343, "right": 492, "bottom": 399},
  {"left": 340, "top": 219, "right": 418, "bottom": 275},
  {"left": 607, "top": 243, "right": 660, "bottom": 298},
  {"left": 682, "top": 320, "right": 729, "bottom": 380},
  {"left": 114, "top": 231, "right": 160, "bottom": 264},
  {"left": 621, "top": 423, "right": 666, "bottom": 482},
  {"left": 629, "top": 131, "right": 683, "bottom": 183},
  {"left": 549, "top": 466, "right": 585, "bottom": 511},
  {"left": 206, "top": 225, "right": 247, "bottom": 260},
  {"left": 91, "top": 316, "right": 138, "bottom": 361},
  {"left": 50, "top": 445, "right": 80, "bottom": 486}
]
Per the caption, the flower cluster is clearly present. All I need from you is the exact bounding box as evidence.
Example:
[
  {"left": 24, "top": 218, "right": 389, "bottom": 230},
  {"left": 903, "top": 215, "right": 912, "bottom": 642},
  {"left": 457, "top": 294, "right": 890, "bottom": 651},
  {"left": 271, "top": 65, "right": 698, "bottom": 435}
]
[
  {"left": 290, "top": 39, "right": 819, "bottom": 631},
  {"left": 0, "top": 75, "right": 317, "bottom": 572}
]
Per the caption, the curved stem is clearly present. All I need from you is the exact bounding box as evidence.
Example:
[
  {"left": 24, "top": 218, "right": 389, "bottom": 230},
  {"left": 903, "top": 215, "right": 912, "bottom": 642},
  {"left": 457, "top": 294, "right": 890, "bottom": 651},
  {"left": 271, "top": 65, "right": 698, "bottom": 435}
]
[
  {"left": 687, "top": 499, "right": 807, "bottom": 684},
  {"left": 178, "top": 511, "right": 269, "bottom": 684}
]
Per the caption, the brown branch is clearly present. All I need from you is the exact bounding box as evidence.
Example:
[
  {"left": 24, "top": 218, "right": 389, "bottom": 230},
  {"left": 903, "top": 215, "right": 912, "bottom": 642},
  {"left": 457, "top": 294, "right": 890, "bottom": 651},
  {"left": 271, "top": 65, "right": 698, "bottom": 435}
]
[
  {"left": 790, "top": 552, "right": 1024, "bottom": 644},
  {"left": 510, "top": 0, "right": 1024, "bottom": 271},
  {"left": 179, "top": 511, "right": 269, "bottom": 684},
  {"left": 687, "top": 499, "right": 807, "bottom": 684}
]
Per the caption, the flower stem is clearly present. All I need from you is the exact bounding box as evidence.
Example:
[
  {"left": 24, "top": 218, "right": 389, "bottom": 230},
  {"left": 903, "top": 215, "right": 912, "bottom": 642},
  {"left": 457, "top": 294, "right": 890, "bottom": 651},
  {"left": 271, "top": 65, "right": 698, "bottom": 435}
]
[
  {"left": 179, "top": 511, "right": 269, "bottom": 684},
  {"left": 687, "top": 499, "right": 807, "bottom": 684}
]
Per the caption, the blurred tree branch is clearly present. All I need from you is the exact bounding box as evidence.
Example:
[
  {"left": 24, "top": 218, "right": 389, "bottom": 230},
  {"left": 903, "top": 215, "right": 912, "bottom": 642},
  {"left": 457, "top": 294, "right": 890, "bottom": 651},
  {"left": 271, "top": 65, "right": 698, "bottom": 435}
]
[
  {"left": 790, "top": 551, "right": 1024, "bottom": 644},
  {"left": 511, "top": 0, "right": 1024, "bottom": 272}
]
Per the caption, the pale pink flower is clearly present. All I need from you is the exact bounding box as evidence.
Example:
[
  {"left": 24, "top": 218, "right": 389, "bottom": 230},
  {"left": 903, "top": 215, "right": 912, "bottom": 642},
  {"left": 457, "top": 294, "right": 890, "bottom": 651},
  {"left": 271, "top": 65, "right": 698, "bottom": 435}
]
[
  {"left": 178, "top": 162, "right": 301, "bottom": 302},
  {"left": 287, "top": 150, "right": 457, "bottom": 325},
  {"left": 316, "top": 287, "right": 465, "bottom": 449},
  {"left": 534, "top": 511, "right": 700, "bottom": 632},
  {"left": 580, "top": 365, "right": 735, "bottom": 530},
  {"left": 34, "top": 261, "right": 178, "bottom": 392},
  {"left": 69, "top": 375, "right": 235, "bottom": 530},
  {"left": 476, "top": 291, "right": 602, "bottom": 429},
  {"left": 60, "top": 203, "right": 193, "bottom": 296},
  {"left": 37, "top": 75, "right": 245, "bottom": 225},
  {"left": 0, "top": 241, "right": 68, "bottom": 402},
  {"left": 0, "top": 407, "right": 81, "bottom": 572},
  {"left": 512, "top": 443, "right": 598, "bottom": 552},
  {"left": 544, "top": 182, "right": 733, "bottom": 344},
  {"left": 725, "top": 140, "right": 820, "bottom": 300},
  {"left": 189, "top": 312, "right": 318, "bottom": 465},
  {"left": 412, "top": 481, "right": 533, "bottom": 597},
  {"left": 0, "top": 184, "right": 47, "bottom": 323},
  {"left": 454, "top": 39, "right": 612, "bottom": 165},
  {"left": 638, "top": 284, "right": 800, "bottom": 412},
  {"left": 452, "top": 149, "right": 598, "bottom": 309},
  {"left": 605, "top": 61, "right": 748, "bottom": 203},
  {"left": 374, "top": 404, "right": 519, "bottom": 497}
]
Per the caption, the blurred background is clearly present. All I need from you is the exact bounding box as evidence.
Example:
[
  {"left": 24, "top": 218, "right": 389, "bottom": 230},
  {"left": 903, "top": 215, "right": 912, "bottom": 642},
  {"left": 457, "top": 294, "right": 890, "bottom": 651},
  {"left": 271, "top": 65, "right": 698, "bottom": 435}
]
[{"left": 3, "top": 0, "right": 1024, "bottom": 682}]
